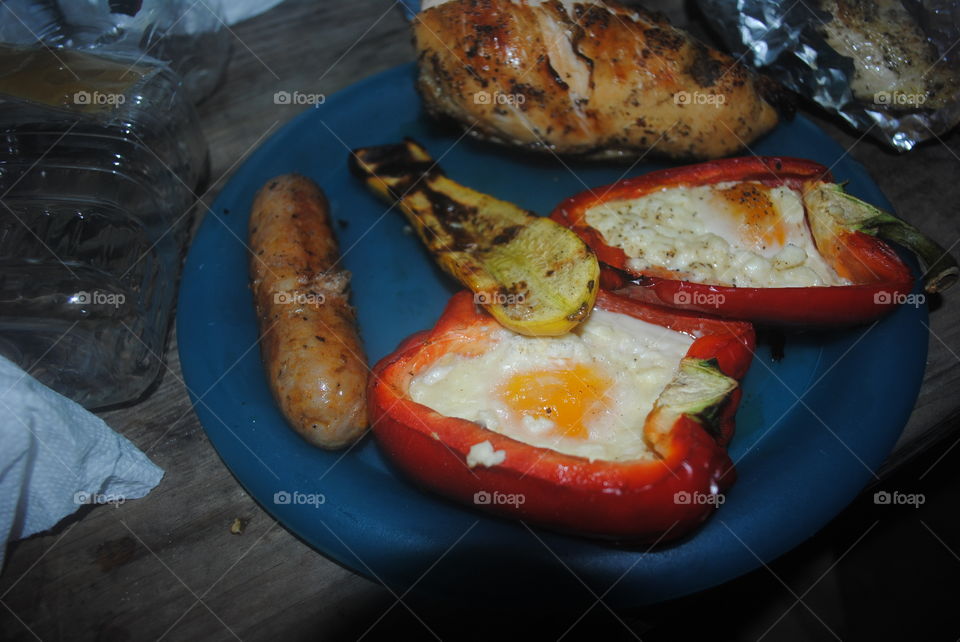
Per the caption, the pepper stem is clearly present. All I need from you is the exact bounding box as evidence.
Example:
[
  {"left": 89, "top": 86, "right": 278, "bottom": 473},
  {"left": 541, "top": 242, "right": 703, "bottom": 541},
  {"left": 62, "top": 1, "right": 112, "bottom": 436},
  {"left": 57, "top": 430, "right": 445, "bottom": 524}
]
[
  {"left": 861, "top": 213, "right": 959, "bottom": 293},
  {"left": 822, "top": 186, "right": 959, "bottom": 293}
]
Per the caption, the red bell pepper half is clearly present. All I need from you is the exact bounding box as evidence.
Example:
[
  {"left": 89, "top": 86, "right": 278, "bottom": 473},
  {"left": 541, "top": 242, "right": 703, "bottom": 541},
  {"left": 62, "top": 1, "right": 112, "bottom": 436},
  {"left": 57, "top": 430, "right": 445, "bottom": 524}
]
[
  {"left": 550, "top": 157, "right": 958, "bottom": 325},
  {"left": 368, "top": 290, "right": 755, "bottom": 542}
]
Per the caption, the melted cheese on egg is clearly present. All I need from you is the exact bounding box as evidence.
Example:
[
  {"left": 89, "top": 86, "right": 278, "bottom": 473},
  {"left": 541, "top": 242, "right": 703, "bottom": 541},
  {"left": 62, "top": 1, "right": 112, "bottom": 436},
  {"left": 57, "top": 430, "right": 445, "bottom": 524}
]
[
  {"left": 585, "top": 182, "right": 848, "bottom": 287},
  {"left": 408, "top": 308, "right": 694, "bottom": 462}
]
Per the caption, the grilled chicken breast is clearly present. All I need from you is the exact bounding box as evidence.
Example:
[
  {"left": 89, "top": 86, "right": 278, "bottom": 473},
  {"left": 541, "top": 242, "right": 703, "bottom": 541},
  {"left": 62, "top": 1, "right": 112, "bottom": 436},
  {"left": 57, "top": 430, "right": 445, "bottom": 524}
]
[{"left": 414, "top": 0, "right": 785, "bottom": 160}]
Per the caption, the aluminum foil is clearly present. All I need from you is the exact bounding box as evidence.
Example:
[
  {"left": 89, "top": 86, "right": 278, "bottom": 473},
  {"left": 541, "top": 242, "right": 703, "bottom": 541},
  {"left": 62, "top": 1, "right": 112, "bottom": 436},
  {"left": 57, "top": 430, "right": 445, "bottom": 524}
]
[{"left": 696, "top": 0, "right": 960, "bottom": 151}]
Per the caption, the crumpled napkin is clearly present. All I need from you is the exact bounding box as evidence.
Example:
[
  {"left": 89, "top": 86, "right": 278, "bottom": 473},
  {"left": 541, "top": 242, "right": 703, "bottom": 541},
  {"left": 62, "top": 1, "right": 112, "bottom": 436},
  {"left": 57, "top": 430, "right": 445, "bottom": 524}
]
[{"left": 0, "top": 356, "right": 163, "bottom": 567}]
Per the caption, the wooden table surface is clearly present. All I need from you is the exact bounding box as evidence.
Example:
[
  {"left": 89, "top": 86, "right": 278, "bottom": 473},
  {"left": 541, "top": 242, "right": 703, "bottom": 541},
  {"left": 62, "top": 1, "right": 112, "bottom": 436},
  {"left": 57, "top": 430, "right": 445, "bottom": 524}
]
[{"left": 2, "top": 1, "right": 959, "bottom": 640}]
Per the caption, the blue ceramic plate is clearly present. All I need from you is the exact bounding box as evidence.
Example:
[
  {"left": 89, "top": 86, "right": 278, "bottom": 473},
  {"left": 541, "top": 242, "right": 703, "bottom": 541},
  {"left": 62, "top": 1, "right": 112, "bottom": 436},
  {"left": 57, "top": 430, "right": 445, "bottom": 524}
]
[{"left": 178, "top": 64, "right": 928, "bottom": 606}]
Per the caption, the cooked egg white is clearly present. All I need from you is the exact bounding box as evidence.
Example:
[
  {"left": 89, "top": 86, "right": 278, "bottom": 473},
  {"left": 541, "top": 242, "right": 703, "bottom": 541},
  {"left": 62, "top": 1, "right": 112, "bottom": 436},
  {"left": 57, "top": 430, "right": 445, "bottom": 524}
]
[
  {"left": 466, "top": 440, "right": 506, "bottom": 468},
  {"left": 408, "top": 308, "right": 694, "bottom": 462},
  {"left": 585, "top": 182, "right": 848, "bottom": 287}
]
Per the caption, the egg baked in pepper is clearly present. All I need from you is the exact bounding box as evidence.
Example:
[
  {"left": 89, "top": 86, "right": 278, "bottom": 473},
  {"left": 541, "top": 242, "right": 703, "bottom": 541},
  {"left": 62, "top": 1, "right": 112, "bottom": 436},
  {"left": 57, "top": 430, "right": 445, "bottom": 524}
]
[
  {"left": 369, "top": 290, "right": 754, "bottom": 542},
  {"left": 552, "top": 156, "right": 958, "bottom": 324}
]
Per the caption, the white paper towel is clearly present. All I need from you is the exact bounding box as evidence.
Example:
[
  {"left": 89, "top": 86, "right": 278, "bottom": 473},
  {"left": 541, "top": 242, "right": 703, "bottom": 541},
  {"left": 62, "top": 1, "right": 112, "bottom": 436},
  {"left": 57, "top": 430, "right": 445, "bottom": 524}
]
[{"left": 0, "top": 356, "right": 164, "bottom": 567}]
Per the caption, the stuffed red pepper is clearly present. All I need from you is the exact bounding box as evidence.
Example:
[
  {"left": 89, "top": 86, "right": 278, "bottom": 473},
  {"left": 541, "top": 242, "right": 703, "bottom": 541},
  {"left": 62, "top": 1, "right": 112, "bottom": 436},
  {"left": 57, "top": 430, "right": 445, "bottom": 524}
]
[
  {"left": 551, "top": 157, "right": 957, "bottom": 324},
  {"left": 369, "top": 290, "right": 754, "bottom": 542}
]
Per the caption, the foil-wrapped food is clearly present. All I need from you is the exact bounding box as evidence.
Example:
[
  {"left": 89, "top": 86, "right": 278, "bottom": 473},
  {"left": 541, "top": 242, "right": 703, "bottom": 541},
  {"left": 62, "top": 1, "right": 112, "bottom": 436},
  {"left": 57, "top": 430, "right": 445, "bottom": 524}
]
[{"left": 697, "top": 0, "right": 960, "bottom": 150}]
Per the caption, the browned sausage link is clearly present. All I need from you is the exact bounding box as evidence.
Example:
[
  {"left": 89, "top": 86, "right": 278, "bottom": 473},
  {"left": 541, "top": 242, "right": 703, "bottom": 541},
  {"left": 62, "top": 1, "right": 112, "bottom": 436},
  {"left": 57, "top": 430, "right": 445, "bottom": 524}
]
[{"left": 249, "top": 174, "right": 368, "bottom": 449}]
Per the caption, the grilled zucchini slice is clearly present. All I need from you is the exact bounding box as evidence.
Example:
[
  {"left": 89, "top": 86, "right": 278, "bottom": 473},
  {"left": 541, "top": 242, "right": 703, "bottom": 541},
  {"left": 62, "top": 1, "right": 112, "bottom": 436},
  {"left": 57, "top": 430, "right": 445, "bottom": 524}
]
[{"left": 350, "top": 139, "right": 599, "bottom": 336}]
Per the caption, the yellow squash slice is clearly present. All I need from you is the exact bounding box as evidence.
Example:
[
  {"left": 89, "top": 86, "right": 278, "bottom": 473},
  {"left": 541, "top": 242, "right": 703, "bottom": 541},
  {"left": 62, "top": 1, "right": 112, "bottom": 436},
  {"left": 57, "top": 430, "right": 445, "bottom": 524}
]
[{"left": 350, "top": 139, "right": 599, "bottom": 336}]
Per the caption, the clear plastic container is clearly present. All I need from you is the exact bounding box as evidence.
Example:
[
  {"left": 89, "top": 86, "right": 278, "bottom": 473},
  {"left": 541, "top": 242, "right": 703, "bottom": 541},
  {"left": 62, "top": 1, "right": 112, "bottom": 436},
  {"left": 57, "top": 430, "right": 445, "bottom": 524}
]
[
  {"left": 0, "top": 0, "right": 230, "bottom": 103},
  {"left": 0, "top": 44, "right": 208, "bottom": 408}
]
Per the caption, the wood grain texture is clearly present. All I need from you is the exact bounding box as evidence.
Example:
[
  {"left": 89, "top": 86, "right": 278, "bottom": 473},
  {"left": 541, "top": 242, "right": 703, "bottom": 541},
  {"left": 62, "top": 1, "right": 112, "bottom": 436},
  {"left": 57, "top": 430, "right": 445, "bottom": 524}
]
[{"left": 0, "top": 0, "right": 958, "bottom": 639}]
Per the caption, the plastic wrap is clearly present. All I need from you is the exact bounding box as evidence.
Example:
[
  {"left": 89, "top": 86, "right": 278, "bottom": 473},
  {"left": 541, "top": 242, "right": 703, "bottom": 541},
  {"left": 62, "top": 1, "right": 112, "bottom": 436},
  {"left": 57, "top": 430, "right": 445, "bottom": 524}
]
[{"left": 697, "top": 0, "right": 960, "bottom": 151}]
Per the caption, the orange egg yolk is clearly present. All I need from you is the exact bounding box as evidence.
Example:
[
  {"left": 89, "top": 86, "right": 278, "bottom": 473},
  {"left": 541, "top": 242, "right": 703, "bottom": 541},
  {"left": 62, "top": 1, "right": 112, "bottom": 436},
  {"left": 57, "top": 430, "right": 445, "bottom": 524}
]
[
  {"left": 498, "top": 364, "right": 610, "bottom": 440},
  {"left": 718, "top": 182, "right": 786, "bottom": 250}
]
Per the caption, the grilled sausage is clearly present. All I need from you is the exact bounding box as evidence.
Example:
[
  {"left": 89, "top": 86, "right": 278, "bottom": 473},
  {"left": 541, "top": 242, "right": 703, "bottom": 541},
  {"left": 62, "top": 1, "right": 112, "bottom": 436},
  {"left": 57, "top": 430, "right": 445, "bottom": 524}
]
[{"left": 249, "top": 174, "right": 367, "bottom": 449}]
